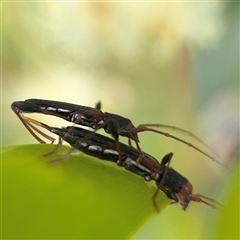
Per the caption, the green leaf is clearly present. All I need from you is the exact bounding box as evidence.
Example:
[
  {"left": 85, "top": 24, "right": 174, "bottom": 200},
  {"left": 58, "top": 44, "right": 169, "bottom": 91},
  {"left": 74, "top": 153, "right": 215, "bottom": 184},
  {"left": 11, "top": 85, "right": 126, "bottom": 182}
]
[
  {"left": 203, "top": 156, "right": 239, "bottom": 239},
  {"left": 1, "top": 144, "right": 170, "bottom": 239}
]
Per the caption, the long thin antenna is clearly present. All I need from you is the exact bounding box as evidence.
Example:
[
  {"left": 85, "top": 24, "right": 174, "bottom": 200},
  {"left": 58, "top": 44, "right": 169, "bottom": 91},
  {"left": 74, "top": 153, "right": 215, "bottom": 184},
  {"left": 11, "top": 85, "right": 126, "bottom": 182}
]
[{"left": 137, "top": 125, "right": 227, "bottom": 169}]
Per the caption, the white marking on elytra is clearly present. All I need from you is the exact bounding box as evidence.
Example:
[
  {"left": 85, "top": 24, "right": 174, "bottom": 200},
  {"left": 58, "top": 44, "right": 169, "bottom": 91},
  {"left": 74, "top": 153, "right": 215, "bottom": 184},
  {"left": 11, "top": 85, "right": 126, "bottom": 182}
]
[
  {"left": 127, "top": 159, "right": 152, "bottom": 173},
  {"left": 103, "top": 149, "right": 118, "bottom": 156},
  {"left": 71, "top": 113, "right": 82, "bottom": 122},
  {"left": 80, "top": 142, "right": 87, "bottom": 147},
  {"left": 123, "top": 158, "right": 153, "bottom": 181},
  {"left": 88, "top": 145, "right": 102, "bottom": 152},
  {"left": 45, "top": 107, "right": 70, "bottom": 113},
  {"left": 81, "top": 115, "right": 88, "bottom": 120},
  {"left": 58, "top": 108, "right": 71, "bottom": 113},
  {"left": 46, "top": 107, "right": 56, "bottom": 111},
  {"left": 144, "top": 176, "right": 151, "bottom": 181}
]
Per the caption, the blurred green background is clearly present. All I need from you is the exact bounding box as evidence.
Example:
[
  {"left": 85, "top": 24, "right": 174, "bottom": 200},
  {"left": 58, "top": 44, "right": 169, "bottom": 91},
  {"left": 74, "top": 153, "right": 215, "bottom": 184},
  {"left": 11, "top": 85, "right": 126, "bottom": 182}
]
[{"left": 2, "top": 1, "right": 239, "bottom": 239}]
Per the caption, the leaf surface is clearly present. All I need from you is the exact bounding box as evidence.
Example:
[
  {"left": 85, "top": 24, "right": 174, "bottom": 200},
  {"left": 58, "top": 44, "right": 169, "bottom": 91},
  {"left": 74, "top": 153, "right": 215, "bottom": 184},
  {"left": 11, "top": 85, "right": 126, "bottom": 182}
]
[{"left": 1, "top": 144, "right": 169, "bottom": 239}]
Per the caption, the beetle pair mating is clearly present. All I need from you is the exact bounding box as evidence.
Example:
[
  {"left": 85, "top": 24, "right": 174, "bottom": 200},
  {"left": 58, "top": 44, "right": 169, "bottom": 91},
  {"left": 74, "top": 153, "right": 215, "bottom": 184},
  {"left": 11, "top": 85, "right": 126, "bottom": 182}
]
[{"left": 11, "top": 99, "right": 222, "bottom": 211}]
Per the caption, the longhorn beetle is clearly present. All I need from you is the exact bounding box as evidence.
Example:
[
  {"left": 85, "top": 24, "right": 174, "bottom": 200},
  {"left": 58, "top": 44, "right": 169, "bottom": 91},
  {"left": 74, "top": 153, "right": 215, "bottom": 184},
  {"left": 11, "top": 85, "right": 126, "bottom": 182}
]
[
  {"left": 24, "top": 117, "right": 221, "bottom": 211},
  {"left": 11, "top": 99, "right": 223, "bottom": 167}
]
